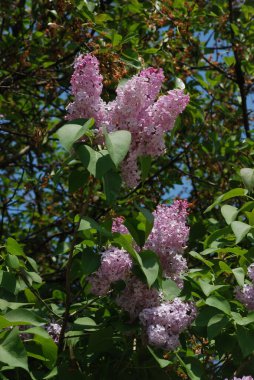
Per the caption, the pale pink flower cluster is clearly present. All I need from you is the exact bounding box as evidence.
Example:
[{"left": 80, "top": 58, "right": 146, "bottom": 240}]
[
  {"left": 235, "top": 263, "right": 254, "bottom": 310},
  {"left": 112, "top": 217, "right": 128, "bottom": 234},
  {"left": 66, "top": 54, "right": 189, "bottom": 187},
  {"left": 46, "top": 323, "right": 61, "bottom": 343},
  {"left": 145, "top": 200, "right": 189, "bottom": 286},
  {"left": 88, "top": 248, "right": 132, "bottom": 296},
  {"left": 116, "top": 276, "right": 162, "bottom": 320},
  {"left": 225, "top": 377, "right": 253, "bottom": 380},
  {"left": 139, "top": 298, "right": 196, "bottom": 350},
  {"left": 88, "top": 200, "right": 195, "bottom": 350}
]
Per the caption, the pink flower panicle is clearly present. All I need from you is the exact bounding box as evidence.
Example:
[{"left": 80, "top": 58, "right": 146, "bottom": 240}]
[
  {"left": 88, "top": 201, "right": 194, "bottom": 351},
  {"left": 116, "top": 276, "right": 161, "bottom": 320},
  {"left": 88, "top": 247, "right": 132, "bottom": 296},
  {"left": 66, "top": 54, "right": 107, "bottom": 127},
  {"left": 139, "top": 298, "right": 197, "bottom": 350},
  {"left": 235, "top": 284, "right": 254, "bottom": 311},
  {"left": 112, "top": 217, "right": 128, "bottom": 234},
  {"left": 145, "top": 201, "right": 189, "bottom": 283},
  {"left": 66, "top": 54, "right": 189, "bottom": 187},
  {"left": 235, "top": 263, "right": 254, "bottom": 311},
  {"left": 248, "top": 264, "right": 254, "bottom": 282},
  {"left": 46, "top": 323, "right": 61, "bottom": 343}
]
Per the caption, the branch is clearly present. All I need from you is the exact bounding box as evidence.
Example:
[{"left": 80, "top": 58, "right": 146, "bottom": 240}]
[{"left": 228, "top": 0, "right": 250, "bottom": 138}]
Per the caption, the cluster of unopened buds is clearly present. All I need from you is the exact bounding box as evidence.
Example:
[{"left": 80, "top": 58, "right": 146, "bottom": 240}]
[{"left": 88, "top": 200, "right": 196, "bottom": 351}]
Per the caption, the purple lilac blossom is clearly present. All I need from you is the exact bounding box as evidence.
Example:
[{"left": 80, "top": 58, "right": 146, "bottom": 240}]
[
  {"left": 66, "top": 54, "right": 189, "bottom": 187},
  {"left": 235, "top": 284, "right": 254, "bottom": 311},
  {"left": 88, "top": 248, "right": 132, "bottom": 296},
  {"left": 112, "top": 217, "right": 128, "bottom": 234},
  {"left": 235, "top": 263, "right": 254, "bottom": 310},
  {"left": 66, "top": 54, "right": 108, "bottom": 128},
  {"left": 116, "top": 276, "right": 162, "bottom": 320},
  {"left": 139, "top": 298, "right": 196, "bottom": 351},
  {"left": 145, "top": 201, "right": 189, "bottom": 283},
  {"left": 248, "top": 264, "right": 254, "bottom": 282},
  {"left": 46, "top": 323, "right": 61, "bottom": 343}
]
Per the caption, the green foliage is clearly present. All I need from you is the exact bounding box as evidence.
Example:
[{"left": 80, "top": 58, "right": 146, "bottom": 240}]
[{"left": 0, "top": 0, "right": 254, "bottom": 378}]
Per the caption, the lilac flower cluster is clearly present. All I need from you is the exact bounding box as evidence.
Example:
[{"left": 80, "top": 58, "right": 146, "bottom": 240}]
[
  {"left": 66, "top": 54, "right": 107, "bottom": 129},
  {"left": 46, "top": 323, "right": 61, "bottom": 343},
  {"left": 88, "top": 248, "right": 132, "bottom": 296},
  {"left": 235, "top": 263, "right": 254, "bottom": 310},
  {"left": 112, "top": 217, "right": 128, "bottom": 234},
  {"left": 88, "top": 200, "right": 196, "bottom": 350},
  {"left": 67, "top": 54, "right": 189, "bottom": 187},
  {"left": 145, "top": 201, "right": 189, "bottom": 286},
  {"left": 225, "top": 377, "right": 253, "bottom": 380},
  {"left": 19, "top": 322, "right": 61, "bottom": 343},
  {"left": 139, "top": 298, "right": 196, "bottom": 350},
  {"left": 116, "top": 276, "right": 161, "bottom": 320}
]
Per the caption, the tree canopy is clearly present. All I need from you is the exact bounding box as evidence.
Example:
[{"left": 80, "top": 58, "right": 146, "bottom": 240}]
[{"left": 0, "top": 0, "right": 254, "bottom": 379}]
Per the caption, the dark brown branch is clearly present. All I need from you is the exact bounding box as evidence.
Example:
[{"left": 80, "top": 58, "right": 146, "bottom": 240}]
[{"left": 228, "top": 0, "right": 250, "bottom": 138}]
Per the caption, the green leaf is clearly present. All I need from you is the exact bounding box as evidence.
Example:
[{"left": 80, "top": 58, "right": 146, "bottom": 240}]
[
  {"left": 75, "top": 145, "right": 115, "bottom": 179},
  {"left": 57, "top": 119, "right": 94, "bottom": 151},
  {"left": 139, "top": 155, "right": 152, "bottom": 182},
  {"left": 176, "top": 354, "right": 204, "bottom": 380},
  {"left": 103, "top": 169, "right": 122, "bottom": 204},
  {"left": 124, "top": 208, "right": 154, "bottom": 247},
  {"left": 136, "top": 206, "right": 154, "bottom": 240},
  {"left": 198, "top": 280, "right": 227, "bottom": 297},
  {"left": 221, "top": 205, "right": 238, "bottom": 225},
  {"left": 232, "top": 312, "right": 254, "bottom": 326},
  {"left": 147, "top": 346, "right": 171, "bottom": 368},
  {"left": 26, "top": 271, "right": 42, "bottom": 284},
  {"left": 175, "top": 77, "right": 185, "bottom": 90},
  {"left": 204, "top": 226, "right": 232, "bottom": 248},
  {"left": 189, "top": 251, "right": 214, "bottom": 268},
  {"left": 6, "top": 254, "right": 20, "bottom": 269},
  {"left": 205, "top": 296, "right": 231, "bottom": 315},
  {"left": 0, "top": 271, "right": 16, "bottom": 293},
  {"left": 6, "top": 238, "right": 24, "bottom": 256},
  {"left": 74, "top": 317, "right": 97, "bottom": 330},
  {"left": 0, "top": 309, "right": 46, "bottom": 328},
  {"left": 26, "top": 257, "right": 39, "bottom": 272},
  {"left": 81, "top": 252, "right": 100, "bottom": 275},
  {"left": 207, "top": 313, "right": 228, "bottom": 338},
  {"left": 231, "top": 221, "right": 252, "bottom": 244},
  {"left": 104, "top": 129, "right": 131, "bottom": 167},
  {"left": 44, "top": 367, "right": 58, "bottom": 379},
  {"left": 161, "top": 278, "right": 181, "bottom": 300},
  {"left": 113, "top": 233, "right": 140, "bottom": 262},
  {"left": 111, "top": 32, "right": 123, "bottom": 47},
  {"left": 79, "top": 217, "right": 111, "bottom": 237},
  {"left": 0, "top": 328, "right": 28, "bottom": 370},
  {"left": 138, "top": 250, "right": 160, "bottom": 287},
  {"left": 205, "top": 188, "right": 248, "bottom": 213},
  {"left": 68, "top": 168, "right": 89, "bottom": 193},
  {"left": 0, "top": 299, "right": 31, "bottom": 311},
  {"left": 237, "top": 325, "right": 254, "bottom": 357},
  {"left": 232, "top": 267, "right": 245, "bottom": 286},
  {"left": 240, "top": 168, "right": 254, "bottom": 192}
]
